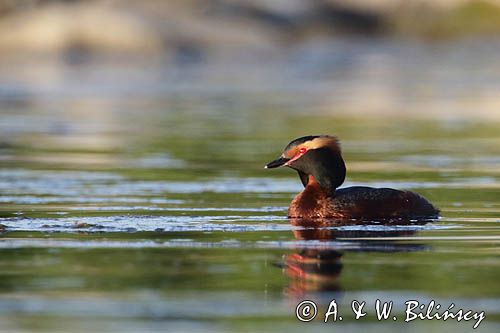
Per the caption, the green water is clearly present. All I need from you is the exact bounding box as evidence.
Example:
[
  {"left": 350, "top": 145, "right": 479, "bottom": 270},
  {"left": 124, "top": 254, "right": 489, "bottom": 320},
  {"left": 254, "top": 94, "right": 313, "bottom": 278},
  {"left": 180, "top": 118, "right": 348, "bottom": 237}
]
[
  {"left": 1, "top": 39, "right": 500, "bottom": 333},
  {"left": 1, "top": 112, "right": 499, "bottom": 332}
]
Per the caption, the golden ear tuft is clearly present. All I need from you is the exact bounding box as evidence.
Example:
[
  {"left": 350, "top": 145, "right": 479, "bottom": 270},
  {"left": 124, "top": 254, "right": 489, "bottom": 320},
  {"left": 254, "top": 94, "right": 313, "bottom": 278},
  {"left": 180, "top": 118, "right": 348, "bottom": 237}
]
[
  {"left": 283, "top": 135, "right": 341, "bottom": 158},
  {"left": 302, "top": 135, "right": 341, "bottom": 153}
]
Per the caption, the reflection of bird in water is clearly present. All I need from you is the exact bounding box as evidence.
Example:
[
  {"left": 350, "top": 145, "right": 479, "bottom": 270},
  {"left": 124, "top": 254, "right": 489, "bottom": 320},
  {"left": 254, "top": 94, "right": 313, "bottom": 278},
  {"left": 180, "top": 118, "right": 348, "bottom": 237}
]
[
  {"left": 281, "top": 218, "right": 429, "bottom": 297},
  {"left": 266, "top": 135, "right": 439, "bottom": 220},
  {"left": 283, "top": 248, "right": 343, "bottom": 296}
]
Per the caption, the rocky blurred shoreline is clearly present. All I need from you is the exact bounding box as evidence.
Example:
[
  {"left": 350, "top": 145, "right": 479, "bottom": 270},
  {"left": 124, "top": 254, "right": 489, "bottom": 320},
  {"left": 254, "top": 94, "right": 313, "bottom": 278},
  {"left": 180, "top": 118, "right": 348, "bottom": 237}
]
[
  {"left": 0, "top": 1, "right": 499, "bottom": 120},
  {"left": 0, "top": 0, "right": 499, "bottom": 63}
]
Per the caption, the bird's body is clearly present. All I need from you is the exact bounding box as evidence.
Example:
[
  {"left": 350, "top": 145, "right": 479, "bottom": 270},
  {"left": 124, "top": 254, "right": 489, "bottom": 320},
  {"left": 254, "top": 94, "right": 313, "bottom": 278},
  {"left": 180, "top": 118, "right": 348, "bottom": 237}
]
[
  {"left": 266, "top": 135, "right": 439, "bottom": 220},
  {"left": 288, "top": 176, "right": 438, "bottom": 219}
]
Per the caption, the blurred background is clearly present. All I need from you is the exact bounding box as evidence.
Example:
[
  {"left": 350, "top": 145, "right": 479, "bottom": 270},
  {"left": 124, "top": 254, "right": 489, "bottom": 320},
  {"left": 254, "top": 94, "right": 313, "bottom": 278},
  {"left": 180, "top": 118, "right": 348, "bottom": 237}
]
[
  {"left": 0, "top": 1, "right": 499, "bottom": 333},
  {"left": 1, "top": 0, "right": 500, "bottom": 172},
  {"left": 1, "top": 1, "right": 500, "bottom": 113}
]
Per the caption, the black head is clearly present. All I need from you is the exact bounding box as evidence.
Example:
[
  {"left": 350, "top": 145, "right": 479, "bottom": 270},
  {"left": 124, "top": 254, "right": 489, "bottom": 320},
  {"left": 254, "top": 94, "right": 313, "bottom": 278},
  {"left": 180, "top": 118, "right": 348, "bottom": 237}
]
[{"left": 265, "top": 135, "right": 346, "bottom": 193}]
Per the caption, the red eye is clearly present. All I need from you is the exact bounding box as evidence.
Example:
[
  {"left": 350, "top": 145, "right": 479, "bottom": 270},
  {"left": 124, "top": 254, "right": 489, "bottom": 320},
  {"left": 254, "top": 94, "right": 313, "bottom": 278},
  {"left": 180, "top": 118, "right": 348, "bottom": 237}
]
[{"left": 299, "top": 147, "right": 307, "bottom": 154}]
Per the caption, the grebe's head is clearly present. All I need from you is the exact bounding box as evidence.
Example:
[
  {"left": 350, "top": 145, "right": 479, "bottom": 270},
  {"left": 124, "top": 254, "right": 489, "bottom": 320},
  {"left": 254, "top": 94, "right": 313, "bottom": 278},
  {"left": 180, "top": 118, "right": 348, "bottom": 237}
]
[{"left": 265, "top": 135, "right": 346, "bottom": 192}]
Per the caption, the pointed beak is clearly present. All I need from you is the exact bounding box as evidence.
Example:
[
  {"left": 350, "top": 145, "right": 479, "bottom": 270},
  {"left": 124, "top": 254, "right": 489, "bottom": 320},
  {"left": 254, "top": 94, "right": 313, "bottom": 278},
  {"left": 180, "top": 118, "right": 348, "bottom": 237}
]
[{"left": 265, "top": 156, "right": 290, "bottom": 169}]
